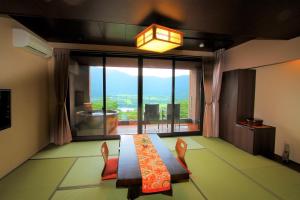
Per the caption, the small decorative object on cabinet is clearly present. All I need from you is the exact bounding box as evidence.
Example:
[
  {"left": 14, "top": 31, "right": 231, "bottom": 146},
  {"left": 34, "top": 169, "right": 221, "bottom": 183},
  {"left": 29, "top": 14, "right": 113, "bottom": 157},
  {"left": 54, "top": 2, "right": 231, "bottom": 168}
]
[{"left": 246, "top": 118, "right": 263, "bottom": 126}]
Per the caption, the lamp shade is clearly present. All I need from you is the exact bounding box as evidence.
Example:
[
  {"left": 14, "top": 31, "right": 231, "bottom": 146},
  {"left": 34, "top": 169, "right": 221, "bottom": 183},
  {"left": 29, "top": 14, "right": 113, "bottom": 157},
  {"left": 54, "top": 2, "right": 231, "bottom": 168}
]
[{"left": 136, "top": 24, "right": 183, "bottom": 53}]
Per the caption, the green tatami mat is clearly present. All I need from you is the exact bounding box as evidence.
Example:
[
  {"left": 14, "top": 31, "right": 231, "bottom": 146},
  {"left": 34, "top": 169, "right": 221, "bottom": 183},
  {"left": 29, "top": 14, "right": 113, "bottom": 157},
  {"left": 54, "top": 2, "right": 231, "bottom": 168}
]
[
  {"left": 161, "top": 136, "right": 205, "bottom": 151},
  {"left": 53, "top": 181, "right": 205, "bottom": 200},
  {"left": 242, "top": 166, "right": 300, "bottom": 200},
  {"left": 191, "top": 136, "right": 279, "bottom": 170},
  {"left": 186, "top": 149, "right": 278, "bottom": 200},
  {"left": 32, "top": 140, "right": 120, "bottom": 159},
  {"left": 53, "top": 180, "right": 127, "bottom": 200},
  {"left": 0, "top": 158, "right": 75, "bottom": 200},
  {"left": 60, "top": 157, "right": 108, "bottom": 187}
]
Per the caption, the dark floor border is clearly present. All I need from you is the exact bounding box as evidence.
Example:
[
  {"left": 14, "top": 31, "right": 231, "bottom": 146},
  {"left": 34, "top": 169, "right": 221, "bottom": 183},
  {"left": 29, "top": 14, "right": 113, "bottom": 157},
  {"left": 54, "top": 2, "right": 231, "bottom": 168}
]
[
  {"left": 190, "top": 178, "right": 208, "bottom": 200},
  {"left": 72, "top": 135, "right": 120, "bottom": 141},
  {"left": 273, "top": 154, "right": 300, "bottom": 173},
  {"left": 30, "top": 155, "right": 104, "bottom": 160},
  {"left": 72, "top": 131, "right": 202, "bottom": 141},
  {"left": 158, "top": 131, "right": 202, "bottom": 138},
  {"left": 58, "top": 184, "right": 101, "bottom": 191}
]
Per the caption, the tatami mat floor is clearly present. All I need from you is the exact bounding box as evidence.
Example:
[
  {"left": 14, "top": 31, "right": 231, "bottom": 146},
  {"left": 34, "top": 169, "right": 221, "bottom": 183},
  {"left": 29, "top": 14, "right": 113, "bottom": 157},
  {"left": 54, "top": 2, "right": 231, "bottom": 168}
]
[{"left": 0, "top": 136, "right": 299, "bottom": 200}]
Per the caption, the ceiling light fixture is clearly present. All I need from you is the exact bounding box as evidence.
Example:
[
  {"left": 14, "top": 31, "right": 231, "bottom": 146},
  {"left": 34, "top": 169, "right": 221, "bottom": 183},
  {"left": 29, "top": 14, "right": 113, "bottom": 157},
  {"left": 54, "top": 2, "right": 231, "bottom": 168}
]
[{"left": 135, "top": 24, "right": 183, "bottom": 53}]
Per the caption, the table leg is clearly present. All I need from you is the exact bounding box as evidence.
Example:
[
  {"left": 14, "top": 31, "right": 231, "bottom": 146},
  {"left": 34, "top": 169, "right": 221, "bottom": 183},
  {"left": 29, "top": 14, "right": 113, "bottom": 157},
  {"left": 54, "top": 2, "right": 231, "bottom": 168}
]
[
  {"left": 162, "top": 188, "right": 173, "bottom": 196},
  {"left": 127, "top": 186, "right": 173, "bottom": 199},
  {"left": 127, "top": 185, "right": 140, "bottom": 200}
]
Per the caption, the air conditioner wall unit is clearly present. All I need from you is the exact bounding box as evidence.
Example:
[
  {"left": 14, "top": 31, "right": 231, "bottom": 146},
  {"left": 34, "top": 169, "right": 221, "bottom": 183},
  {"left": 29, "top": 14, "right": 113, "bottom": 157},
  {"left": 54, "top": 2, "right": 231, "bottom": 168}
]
[{"left": 12, "top": 28, "right": 53, "bottom": 58}]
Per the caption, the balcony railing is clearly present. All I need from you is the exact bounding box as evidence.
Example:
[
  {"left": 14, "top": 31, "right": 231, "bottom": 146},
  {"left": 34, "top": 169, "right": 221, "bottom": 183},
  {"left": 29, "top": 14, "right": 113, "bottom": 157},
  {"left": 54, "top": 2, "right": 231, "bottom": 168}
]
[{"left": 91, "top": 95, "right": 188, "bottom": 121}]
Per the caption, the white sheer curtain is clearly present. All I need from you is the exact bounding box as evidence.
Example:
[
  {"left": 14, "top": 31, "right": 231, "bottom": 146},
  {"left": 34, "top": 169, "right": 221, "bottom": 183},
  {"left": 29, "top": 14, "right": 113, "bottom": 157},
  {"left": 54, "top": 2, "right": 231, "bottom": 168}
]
[{"left": 203, "top": 49, "right": 224, "bottom": 137}]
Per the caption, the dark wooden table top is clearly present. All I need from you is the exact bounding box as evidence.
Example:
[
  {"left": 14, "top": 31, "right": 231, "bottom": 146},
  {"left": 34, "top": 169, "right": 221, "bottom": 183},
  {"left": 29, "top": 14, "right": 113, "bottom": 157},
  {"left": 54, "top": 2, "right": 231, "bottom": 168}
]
[{"left": 116, "top": 134, "right": 189, "bottom": 188}]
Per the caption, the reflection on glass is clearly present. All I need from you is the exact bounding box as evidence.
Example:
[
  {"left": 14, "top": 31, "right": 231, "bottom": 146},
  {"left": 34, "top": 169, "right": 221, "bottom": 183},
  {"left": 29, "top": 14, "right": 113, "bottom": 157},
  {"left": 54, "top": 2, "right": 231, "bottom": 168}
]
[{"left": 69, "top": 62, "right": 106, "bottom": 137}]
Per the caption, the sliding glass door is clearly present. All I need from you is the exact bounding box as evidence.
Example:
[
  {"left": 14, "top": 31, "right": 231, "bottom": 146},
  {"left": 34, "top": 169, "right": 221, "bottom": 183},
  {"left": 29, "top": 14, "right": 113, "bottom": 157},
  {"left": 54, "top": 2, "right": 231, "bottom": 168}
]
[
  {"left": 106, "top": 57, "right": 138, "bottom": 135},
  {"left": 175, "top": 61, "right": 202, "bottom": 133},
  {"left": 69, "top": 54, "right": 203, "bottom": 139},
  {"left": 69, "top": 56, "right": 106, "bottom": 137},
  {"left": 143, "top": 59, "right": 172, "bottom": 134}
]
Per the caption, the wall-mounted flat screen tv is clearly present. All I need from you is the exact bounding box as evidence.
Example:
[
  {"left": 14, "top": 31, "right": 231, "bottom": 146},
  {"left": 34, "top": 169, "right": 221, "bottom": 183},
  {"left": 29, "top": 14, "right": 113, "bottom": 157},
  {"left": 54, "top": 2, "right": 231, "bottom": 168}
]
[{"left": 0, "top": 89, "right": 11, "bottom": 131}]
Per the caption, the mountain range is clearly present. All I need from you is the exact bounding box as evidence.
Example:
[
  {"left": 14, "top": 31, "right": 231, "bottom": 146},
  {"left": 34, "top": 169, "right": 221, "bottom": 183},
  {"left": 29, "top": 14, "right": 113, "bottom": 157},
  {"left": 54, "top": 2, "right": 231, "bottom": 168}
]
[{"left": 90, "top": 68, "right": 189, "bottom": 100}]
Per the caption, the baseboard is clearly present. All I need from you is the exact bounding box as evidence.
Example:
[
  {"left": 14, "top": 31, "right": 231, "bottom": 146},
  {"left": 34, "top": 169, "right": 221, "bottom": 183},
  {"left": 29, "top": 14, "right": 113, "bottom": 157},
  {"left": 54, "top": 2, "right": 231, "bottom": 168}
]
[{"left": 273, "top": 154, "right": 300, "bottom": 173}]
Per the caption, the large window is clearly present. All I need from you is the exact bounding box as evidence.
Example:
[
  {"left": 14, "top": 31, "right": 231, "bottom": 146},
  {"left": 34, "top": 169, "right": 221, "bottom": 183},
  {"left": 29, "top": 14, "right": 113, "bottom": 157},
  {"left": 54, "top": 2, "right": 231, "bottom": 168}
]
[{"left": 68, "top": 54, "right": 203, "bottom": 139}]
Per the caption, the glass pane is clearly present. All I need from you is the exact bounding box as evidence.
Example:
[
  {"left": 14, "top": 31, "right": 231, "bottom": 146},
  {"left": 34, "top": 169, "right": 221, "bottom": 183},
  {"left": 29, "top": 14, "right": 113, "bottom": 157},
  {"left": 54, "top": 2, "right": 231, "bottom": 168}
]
[
  {"left": 175, "top": 61, "right": 202, "bottom": 133},
  {"left": 106, "top": 57, "right": 138, "bottom": 135},
  {"left": 143, "top": 59, "right": 172, "bottom": 134},
  {"left": 69, "top": 56, "right": 105, "bottom": 137}
]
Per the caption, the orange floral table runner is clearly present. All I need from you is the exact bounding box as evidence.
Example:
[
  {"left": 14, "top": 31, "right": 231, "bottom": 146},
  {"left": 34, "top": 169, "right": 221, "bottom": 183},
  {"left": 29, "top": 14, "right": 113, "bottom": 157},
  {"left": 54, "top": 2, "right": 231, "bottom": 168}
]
[{"left": 133, "top": 134, "right": 171, "bottom": 193}]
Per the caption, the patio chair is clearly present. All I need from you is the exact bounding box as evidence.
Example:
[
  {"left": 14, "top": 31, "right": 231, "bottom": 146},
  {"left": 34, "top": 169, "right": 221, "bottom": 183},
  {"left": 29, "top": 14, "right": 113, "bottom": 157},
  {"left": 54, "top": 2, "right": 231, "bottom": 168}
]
[
  {"left": 167, "top": 104, "right": 180, "bottom": 129},
  {"left": 100, "top": 142, "right": 119, "bottom": 180},
  {"left": 144, "top": 104, "right": 160, "bottom": 130},
  {"left": 175, "top": 138, "right": 191, "bottom": 174}
]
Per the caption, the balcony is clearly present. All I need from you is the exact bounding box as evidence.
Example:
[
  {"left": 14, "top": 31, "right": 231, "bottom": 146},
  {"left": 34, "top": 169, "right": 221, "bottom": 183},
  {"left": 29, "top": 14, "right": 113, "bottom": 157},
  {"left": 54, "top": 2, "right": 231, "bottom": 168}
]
[{"left": 73, "top": 95, "right": 200, "bottom": 136}]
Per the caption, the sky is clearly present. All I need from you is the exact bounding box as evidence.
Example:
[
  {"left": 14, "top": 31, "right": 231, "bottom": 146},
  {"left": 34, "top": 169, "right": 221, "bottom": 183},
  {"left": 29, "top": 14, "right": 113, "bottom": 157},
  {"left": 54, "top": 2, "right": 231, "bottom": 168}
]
[{"left": 91, "top": 66, "right": 189, "bottom": 78}]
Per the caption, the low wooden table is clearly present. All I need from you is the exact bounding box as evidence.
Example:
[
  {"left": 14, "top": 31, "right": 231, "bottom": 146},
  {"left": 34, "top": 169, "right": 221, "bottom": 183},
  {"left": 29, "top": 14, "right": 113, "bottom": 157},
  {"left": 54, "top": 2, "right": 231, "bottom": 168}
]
[{"left": 116, "top": 134, "right": 189, "bottom": 199}]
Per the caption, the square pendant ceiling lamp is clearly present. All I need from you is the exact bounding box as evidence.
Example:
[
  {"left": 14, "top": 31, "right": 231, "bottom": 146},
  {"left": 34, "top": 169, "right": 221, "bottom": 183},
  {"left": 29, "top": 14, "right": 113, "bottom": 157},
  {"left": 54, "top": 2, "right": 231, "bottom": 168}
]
[{"left": 136, "top": 24, "right": 183, "bottom": 53}]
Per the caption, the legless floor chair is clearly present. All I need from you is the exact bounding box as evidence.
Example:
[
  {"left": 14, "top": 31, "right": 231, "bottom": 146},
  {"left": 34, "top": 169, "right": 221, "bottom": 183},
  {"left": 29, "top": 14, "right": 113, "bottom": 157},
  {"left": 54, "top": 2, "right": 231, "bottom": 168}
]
[
  {"left": 175, "top": 138, "right": 191, "bottom": 174},
  {"left": 101, "top": 142, "right": 119, "bottom": 180}
]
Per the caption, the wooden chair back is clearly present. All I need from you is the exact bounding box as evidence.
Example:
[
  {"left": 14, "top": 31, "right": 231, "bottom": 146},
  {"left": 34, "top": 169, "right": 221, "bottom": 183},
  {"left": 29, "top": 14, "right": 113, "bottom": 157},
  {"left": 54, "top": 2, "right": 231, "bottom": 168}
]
[
  {"left": 175, "top": 138, "right": 187, "bottom": 165},
  {"left": 101, "top": 142, "right": 109, "bottom": 164}
]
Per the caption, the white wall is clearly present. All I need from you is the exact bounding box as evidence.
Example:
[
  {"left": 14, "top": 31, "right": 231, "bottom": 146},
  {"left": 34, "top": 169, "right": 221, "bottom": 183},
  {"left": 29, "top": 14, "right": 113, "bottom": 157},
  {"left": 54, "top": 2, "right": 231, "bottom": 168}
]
[
  {"left": 224, "top": 37, "right": 300, "bottom": 71},
  {"left": 0, "top": 16, "right": 50, "bottom": 178},
  {"left": 254, "top": 60, "right": 300, "bottom": 163}
]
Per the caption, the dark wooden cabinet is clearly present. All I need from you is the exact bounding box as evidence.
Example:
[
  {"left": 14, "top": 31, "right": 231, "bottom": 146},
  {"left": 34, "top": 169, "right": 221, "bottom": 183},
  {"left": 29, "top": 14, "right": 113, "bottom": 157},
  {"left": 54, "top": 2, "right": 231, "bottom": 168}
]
[
  {"left": 235, "top": 124, "right": 275, "bottom": 158},
  {"left": 219, "top": 71, "right": 239, "bottom": 143},
  {"left": 220, "top": 69, "right": 275, "bottom": 157},
  {"left": 220, "top": 69, "right": 256, "bottom": 143}
]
